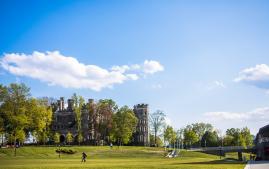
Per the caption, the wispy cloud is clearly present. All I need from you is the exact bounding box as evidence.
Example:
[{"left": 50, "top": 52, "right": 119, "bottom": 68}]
[
  {"left": 204, "top": 107, "right": 269, "bottom": 122},
  {"left": 151, "top": 84, "right": 162, "bottom": 89},
  {"left": 235, "top": 64, "right": 269, "bottom": 89},
  {"left": 206, "top": 80, "right": 226, "bottom": 90},
  {"left": 0, "top": 51, "right": 164, "bottom": 91}
]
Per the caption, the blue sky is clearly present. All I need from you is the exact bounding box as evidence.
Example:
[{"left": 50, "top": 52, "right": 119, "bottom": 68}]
[{"left": 1, "top": 0, "right": 269, "bottom": 134}]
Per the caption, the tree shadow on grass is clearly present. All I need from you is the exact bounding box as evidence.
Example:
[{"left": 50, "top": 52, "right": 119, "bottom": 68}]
[{"left": 177, "top": 159, "right": 245, "bottom": 165}]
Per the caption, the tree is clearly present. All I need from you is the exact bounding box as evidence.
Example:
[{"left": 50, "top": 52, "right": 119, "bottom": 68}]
[
  {"left": 77, "top": 132, "right": 83, "bottom": 145},
  {"left": 0, "top": 85, "right": 7, "bottom": 145},
  {"left": 150, "top": 134, "right": 163, "bottom": 147},
  {"left": 66, "top": 132, "right": 73, "bottom": 145},
  {"left": 72, "top": 93, "right": 85, "bottom": 133},
  {"left": 149, "top": 110, "right": 166, "bottom": 147},
  {"left": 0, "top": 83, "right": 30, "bottom": 156},
  {"left": 96, "top": 99, "right": 117, "bottom": 143},
  {"left": 223, "top": 135, "right": 234, "bottom": 146},
  {"left": 240, "top": 127, "right": 253, "bottom": 147},
  {"left": 54, "top": 132, "right": 60, "bottom": 145},
  {"left": 225, "top": 128, "right": 241, "bottom": 146},
  {"left": 191, "top": 123, "right": 213, "bottom": 146},
  {"left": 164, "top": 126, "right": 177, "bottom": 148},
  {"left": 26, "top": 98, "right": 52, "bottom": 145},
  {"left": 201, "top": 131, "right": 219, "bottom": 147},
  {"left": 224, "top": 127, "right": 253, "bottom": 147},
  {"left": 110, "top": 106, "right": 138, "bottom": 145},
  {"left": 184, "top": 129, "right": 199, "bottom": 148}
]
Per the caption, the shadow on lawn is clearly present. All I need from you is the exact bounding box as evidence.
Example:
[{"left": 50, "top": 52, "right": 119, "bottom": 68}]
[{"left": 178, "top": 159, "right": 245, "bottom": 165}]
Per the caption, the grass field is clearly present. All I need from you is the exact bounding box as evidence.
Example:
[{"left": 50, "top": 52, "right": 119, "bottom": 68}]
[{"left": 0, "top": 146, "right": 247, "bottom": 169}]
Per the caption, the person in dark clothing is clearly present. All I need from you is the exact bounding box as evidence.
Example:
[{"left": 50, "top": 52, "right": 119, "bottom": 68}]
[{"left": 81, "top": 152, "right": 87, "bottom": 162}]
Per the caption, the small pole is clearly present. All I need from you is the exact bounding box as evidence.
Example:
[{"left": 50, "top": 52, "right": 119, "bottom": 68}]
[{"left": 58, "top": 145, "right": 61, "bottom": 158}]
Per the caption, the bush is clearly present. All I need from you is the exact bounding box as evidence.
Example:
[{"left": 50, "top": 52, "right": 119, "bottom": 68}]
[{"left": 55, "top": 148, "right": 77, "bottom": 154}]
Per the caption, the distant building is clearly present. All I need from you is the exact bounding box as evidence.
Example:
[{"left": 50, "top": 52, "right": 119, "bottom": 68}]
[
  {"left": 51, "top": 98, "right": 150, "bottom": 146},
  {"left": 51, "top": 97, "right": 77, "bottom": 143},
  {"left": 256, "top": 124, "right": 269, "bottom": 160},
  {"left": 133, "top": 104, "right": 149, "bottom": 146}
]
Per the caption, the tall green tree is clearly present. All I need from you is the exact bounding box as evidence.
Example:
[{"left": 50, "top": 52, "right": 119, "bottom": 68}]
[
  {"left": 96, "top": 99, "right": 117, "bottom": 143},
  {"left": 240, "top": 127, "right": 253, "bottom": 147},
  {"left": 110, "top": 106, "right": 138, "bottom": 145},
  {"left": 191, "top": 123, "right": 213, "bottom": 146},
  {"left": 77, "top": 132, "right": 83, "bottom": 145},
  {"left": 66, "top": 132, "right": 73, "bottom": 145},
  {"left": 0, "top": 85, "right": 7, "bottom": 145},
  {"left": 201, "top": 131, "right": 219, "bottom": 147},
  {"left": 54, "top": 132, "right": 60, "bottom": 145},
  {"left": 0, "top": 83, "right": 30, "bottom": 156},
  {"left": 26, "top": 98, "right": 52, "bottom": 144},
  {"left": 225, "top": 128, "right": 241, "bottom": 146},
  {"left": 72, "top": 93, "right": 85, "bottom": 133},
  {"left": 149, "top": 110, "right": 166, "bottom": 147},
  {"left": 164, "top": 126, "right": 177, "bottom": 147},
  {"left": 224, "top": 127, "right": 253, "bottom": 147},
  {"left": 184, "top": 128, "right": 199, "bottom": 148}
]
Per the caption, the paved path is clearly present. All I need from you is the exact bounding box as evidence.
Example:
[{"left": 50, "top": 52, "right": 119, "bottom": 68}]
[{"left": 244, "top": 161, "right": 269, "bottom": 169}]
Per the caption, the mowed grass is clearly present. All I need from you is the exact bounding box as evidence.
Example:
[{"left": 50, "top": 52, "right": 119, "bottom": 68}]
[{"left": 0, "top": 146, "right": 246, "bottom": 169}]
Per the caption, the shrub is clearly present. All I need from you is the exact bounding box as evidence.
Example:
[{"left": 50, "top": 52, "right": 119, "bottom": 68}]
[{"left": 55, "top": 148, "right": 77, "bottom": 154}]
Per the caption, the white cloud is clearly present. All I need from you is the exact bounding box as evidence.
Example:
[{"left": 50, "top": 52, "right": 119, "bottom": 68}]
[
  {"left": 1, "top": 51, "right": 164, "bottom": 91},
  {"left": 235, "top": 64, "right": 269, "bottom": 89},
  {"left": 204, "top": 107, "right": 269, "bottom": 122},
  {"left": 126, "top": 74, "right": 139, "bottom": 80},
  {"left": 143, "top": 60, "right": 164, "bottom": 74},
  {"left": 111, "top": 65, "right": 130, "bottom": 73},
  {"left": 111, "top": 60, "right": 164, "bottom": 75}
]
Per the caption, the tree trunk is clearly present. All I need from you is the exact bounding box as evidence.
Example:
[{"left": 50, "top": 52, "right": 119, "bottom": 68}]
[
  {"left": 1, "top": 133, "right": 3, "bottom": 146},
  {"left": 154, "top": 130, "right": 157, "bottom": 146},
  {"left": 14, "top": 135, "right": 16, "bottom": 157}
]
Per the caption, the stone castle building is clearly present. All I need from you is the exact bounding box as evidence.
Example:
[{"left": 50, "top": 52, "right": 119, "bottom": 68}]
[
  {"left": 51, "top": 97, "right": 77, "bottom": 142},
  {"left": 51, "top": 97, "right": 149, "bottom": 145},
  {"left": 133, "top": 104, "right": 149, "bottom": 146}
]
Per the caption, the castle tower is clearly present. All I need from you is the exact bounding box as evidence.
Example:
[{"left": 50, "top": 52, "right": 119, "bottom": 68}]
[
  {"left": 57, "top": 97, "right": 64, "bottom": 111},
  {"left": 67, "top": 99, "right": 74, "bottom": 111},
  {"left": 133, "top": 104, "right": 149, "bottom": 146}
]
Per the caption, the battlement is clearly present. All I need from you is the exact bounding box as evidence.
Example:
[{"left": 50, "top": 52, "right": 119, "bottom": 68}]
[{"left": 134, "top": 103, "right": 148, "bottom": 109}]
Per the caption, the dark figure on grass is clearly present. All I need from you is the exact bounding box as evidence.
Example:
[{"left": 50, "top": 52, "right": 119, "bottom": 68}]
[{"left": 81, "top": 152, "right": 87, "bottom": 163}]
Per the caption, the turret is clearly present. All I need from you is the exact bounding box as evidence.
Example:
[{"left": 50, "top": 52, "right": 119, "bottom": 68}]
[{"left": 67, "top": 99, "right": 74, "bottom": 111}]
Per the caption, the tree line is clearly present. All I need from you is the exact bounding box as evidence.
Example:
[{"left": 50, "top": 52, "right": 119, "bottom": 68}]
[
  {"left": 0, "top": 83, "right": 254, "bottom": 151},
  {"left": 149, "top": 111, "right": 254, "bottom": 148},
  {"left": 0, "top": 83, "right": 138, "bottom": 150}
]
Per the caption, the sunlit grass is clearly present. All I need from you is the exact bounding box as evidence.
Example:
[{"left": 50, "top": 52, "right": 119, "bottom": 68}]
[{"left": 0, "top": 146, "right": 246, "bottom": 169}]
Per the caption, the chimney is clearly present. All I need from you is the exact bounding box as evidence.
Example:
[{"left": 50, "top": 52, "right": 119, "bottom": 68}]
[
  {"left": 60, "top": 97, "right": 64, "bottom": 111},
  {"left": 67, "top": 99, "right": 74, "bottom": 111},
  {"left": 57, "top": 100, "right": 61, "bottom": 111}
]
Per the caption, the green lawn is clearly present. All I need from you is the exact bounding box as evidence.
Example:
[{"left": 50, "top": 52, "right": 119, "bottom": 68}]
[{"left": 0, "top": 146, "right": 246, "bottom": 169}]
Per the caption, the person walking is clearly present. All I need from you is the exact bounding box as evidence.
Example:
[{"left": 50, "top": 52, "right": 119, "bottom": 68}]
[{"left": 81, "top": 152, "right": 87, "bottom": 163}]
